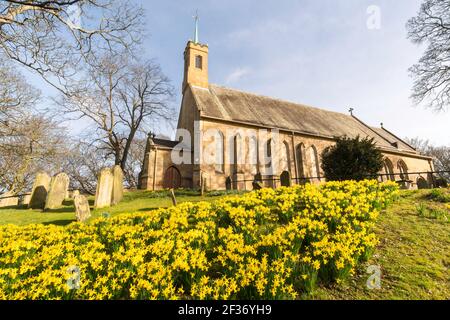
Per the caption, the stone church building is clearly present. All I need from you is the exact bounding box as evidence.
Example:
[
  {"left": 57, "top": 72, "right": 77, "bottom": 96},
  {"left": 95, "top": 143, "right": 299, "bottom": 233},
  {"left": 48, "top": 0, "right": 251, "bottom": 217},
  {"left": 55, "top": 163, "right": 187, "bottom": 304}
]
[{"left": 139, "top": 39, "right": 434, "bottom": 191}]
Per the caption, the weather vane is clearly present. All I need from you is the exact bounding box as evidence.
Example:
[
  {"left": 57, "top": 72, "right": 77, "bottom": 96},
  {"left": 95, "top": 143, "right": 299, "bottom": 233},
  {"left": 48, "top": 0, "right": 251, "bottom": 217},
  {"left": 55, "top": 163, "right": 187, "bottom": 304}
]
[{"left": 193, "top": 10, "right": 199, "bottom": 43}]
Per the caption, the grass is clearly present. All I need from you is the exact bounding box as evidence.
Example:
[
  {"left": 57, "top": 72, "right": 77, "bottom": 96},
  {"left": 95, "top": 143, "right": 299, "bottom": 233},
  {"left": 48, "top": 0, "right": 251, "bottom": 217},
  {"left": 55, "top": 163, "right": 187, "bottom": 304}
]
[
  {"left": 0, "top": 187, "right": 448, "bottom": 300},
  {"left": 0, "top": 189, "right": 243, "bottom": 226},
  {"left": 313, "top": 189, "right": 450, "bottom": 300}
]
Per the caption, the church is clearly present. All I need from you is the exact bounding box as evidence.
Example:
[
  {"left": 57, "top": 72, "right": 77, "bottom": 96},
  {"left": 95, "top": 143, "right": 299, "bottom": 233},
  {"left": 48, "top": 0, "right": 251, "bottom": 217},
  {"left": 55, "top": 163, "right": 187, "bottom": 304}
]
[{"left": 138, "top": 36, "right": 434, "bottom": 191}]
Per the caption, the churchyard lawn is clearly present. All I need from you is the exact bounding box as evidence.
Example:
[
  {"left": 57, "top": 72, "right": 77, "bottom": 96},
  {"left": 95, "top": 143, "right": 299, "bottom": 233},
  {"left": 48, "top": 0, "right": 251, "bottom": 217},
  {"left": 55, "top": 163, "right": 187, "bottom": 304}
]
[
  {"left": 0, "top": 188, "right": 448, "bottom": 300},
  {"left": 0, "top": 189, "right": 242, "bottom": 226}
]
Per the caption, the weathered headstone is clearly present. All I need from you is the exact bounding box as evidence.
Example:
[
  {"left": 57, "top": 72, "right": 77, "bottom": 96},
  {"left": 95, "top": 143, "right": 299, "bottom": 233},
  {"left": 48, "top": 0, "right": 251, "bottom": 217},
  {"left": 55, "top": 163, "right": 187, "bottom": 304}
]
[
  {"left": 111, "top": 165, "right": 124, "bottom": 205},
  {"left": 45, "top": 173, "right": 70, "bottom": 210},
  {"left": 417, "top": 177, "right": 429, "bottom": 190},
  {"left": 252, "top": 181, "right": 263, "bottom": 191},
  {"left": 0, "top": 191, "right": 19, "bottom": 208},
  {"left": 280, "top": 171, "right": 292, "bottom": 187},
  {"left": 225, "top": 176, "right": 232, "bottom": 191},
  {"left": 95, "top": 168, "right": 114, "bottom": 209},
  {"left": 29, "top": 172, "right": 51, "bottom": 209},
  {"left": 74, "top": 195, "right": 91, "bottom": 223},
  {"left": 21, "top": 194, "right": 31, "bottom": 206},
  {"left": 72, "top": 190, "right": 80, "bottom": 198}
]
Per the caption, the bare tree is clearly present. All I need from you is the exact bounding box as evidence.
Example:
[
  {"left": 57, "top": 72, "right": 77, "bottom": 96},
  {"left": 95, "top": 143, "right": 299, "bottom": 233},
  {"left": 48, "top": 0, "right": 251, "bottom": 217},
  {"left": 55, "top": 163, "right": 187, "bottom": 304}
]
[
  {"left": 0, "top": 60, "right": 39, "bottom": 125},
  {"left": 0, "top": 115, "right": 68, "bottom": 194},
  {"left": 123, "top": 136, "right": 146, "bottom": 189},
  {"left": 62, "top": 141, "right": 110, "bottom": 195},
  {"left": 0, "top": 0, "right": 143, "bottom": 93},
  {"left": 0, "top": 61, "right": 68, "bottom": 195},
  {"left": 407, "top": 0, "right": 450, "bottom": 111},
  {"left": 406, "top": 137, "right": 450, "bottom": 180},
  {"left": 59, "top": 53, "right": 175, "bottom": 172}
]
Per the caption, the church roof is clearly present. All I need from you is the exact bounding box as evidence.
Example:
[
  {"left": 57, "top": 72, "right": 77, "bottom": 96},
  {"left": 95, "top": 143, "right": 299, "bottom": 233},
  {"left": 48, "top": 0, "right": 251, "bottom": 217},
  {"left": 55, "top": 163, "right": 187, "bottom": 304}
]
[
  {"left": 152, "top": 138, "right": 179, "bottom": 149},
  {"left": 191, "top": 84, "right": 420, "bottom": 155}
]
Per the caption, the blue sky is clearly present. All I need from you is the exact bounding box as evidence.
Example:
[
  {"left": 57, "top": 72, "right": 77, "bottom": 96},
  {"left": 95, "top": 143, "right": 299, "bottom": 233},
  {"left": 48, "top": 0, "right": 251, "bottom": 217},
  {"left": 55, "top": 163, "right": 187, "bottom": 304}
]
[{"left": 33, "top": 0, "right": 450, "bottom": 145}]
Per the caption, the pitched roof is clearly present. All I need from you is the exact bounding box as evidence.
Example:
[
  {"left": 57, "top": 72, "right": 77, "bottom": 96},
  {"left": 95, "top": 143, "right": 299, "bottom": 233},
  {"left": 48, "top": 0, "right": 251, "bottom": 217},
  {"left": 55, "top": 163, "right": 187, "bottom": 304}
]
[
  {"left": 152, "top": 138, "right": 179, "bottom": 149},
  {"left": 191, "top": 84, "right": 418, "bottom": 154}
]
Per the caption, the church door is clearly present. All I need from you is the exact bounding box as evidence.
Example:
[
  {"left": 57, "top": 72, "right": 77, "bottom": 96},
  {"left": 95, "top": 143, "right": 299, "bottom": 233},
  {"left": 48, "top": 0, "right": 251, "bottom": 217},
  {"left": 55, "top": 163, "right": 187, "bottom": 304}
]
[{"left": 163, "top": 166, "right": 182, "bottom": 189}]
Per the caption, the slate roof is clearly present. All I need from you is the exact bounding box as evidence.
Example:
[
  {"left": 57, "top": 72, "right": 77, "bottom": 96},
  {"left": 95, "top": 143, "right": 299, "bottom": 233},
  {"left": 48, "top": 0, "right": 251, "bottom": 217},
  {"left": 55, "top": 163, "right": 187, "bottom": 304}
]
[
  {"left": 152, "top": 138, "right": 179, "bottom": 149},
  {"left": 191, "top": 84, "right": 420, "bottom": 155}
]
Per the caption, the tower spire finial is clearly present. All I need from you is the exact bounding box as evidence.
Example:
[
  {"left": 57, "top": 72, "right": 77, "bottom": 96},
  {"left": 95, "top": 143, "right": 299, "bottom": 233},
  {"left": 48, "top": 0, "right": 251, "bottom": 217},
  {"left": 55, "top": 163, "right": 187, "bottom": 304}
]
[{"left": 193, "top": 10, "right": 199, "bottom": 43}]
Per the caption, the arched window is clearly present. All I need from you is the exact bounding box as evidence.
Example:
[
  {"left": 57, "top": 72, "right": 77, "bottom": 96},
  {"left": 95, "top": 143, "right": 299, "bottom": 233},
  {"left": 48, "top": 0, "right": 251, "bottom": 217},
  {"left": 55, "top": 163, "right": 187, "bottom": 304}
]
[
  {"left": 280, "top": 141, "right": 291, "bottom": 174},
  {"left": 195, "top": 55, "right": 203, "bottom": 69},
  {"left": 230, "top": 134, "right": 243, "bottom": 174},
  {"left": 383, "top": 158, "right": 395, "bottom": 181},
  {"left": 215, "top": 131, "right": 225, "bottom": 173},
  {"left": 296, "top": 143, "right": 307, "bottom": 183},
  {"left": 397, "top": 160, "right": 409, "bottom": 181},
  {"left": 308, "top": 145, "right": 321, "bottom": 181},
  {"left": 264, "top": 139, "right": 274, "bottom": 175},
  {"left": 248, "top": 136, "right": 258, "bottom": 175}
]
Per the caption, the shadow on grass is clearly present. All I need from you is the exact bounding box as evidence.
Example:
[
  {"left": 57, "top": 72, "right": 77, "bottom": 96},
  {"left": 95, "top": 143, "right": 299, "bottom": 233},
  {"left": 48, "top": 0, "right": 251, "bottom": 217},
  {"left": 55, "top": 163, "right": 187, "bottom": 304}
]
[
  {"left": 42, "top": 219, "right": 75, "bottom": 227},
  {"left": 0, "top": 206, "right": 22, "bottom": 211},
  {"left": 137, "top": 207, "right": 163, "bottom": 212},
  {"left": 44, "top": 207, "right": 75, "bottom": 214}
]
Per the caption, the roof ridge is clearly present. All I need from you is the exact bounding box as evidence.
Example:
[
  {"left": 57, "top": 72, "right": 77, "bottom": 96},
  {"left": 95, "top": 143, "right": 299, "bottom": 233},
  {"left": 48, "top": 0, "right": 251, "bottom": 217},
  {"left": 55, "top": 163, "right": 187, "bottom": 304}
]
[
  {"left": 209, "top": 83, "right": 352, "bottom": 119},
  {"left": 380, "top": 126, "right": 417, "bottom": 151},
  {"left": 351, "top": 115, "right": 399, "bottom": 148}
]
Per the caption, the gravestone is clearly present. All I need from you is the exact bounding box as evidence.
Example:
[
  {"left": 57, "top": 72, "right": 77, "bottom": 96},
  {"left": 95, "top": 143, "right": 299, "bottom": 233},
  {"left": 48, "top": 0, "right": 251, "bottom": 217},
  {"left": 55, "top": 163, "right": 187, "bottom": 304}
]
[
  {"left": 225, "top": 176, "right": 232, "bottom": 191},
  {"left": 95, "top": 168, "right": 114, "bottom": 209},
  {"left": 111, "top": 165, "right": 124, "bottom": 205},
  {"left": 417, "top": 177, "right": 429, "bottom": 190},
  {"left": 0, "top": 191, "right": 19, "bottom": 208},
  {"left": 21, "top": 194, "right": 31, "bottom": 206},
  {"left": 74, "top": 195, "right": 91, "bottom": 223},
  {"left": 29, "top": 172, "right": 51, "bottom": 209},
  {"left": 71, "top": 190, "right": 80, "bottom": 198},
  {"left": 45, "top": 173, "right": 70, "bottom": 210},
  {"left": 280, "top": 171, "right": 292, "bottom": 187},
  {"left": 252, "top": 181, "right": 263, "bottom": 191}
]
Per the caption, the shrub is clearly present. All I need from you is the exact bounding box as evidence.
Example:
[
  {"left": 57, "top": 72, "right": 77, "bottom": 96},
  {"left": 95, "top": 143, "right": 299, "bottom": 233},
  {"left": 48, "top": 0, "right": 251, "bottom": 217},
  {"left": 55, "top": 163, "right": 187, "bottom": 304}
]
[
  {"left": 429, "top": 189, "right": 450, "bottom": 203},
  {"left": 0, "top": 180, "right": 398, "bottom": 300},
  {"left": 321, "top": 136, "right": 384, "bottom": 181}
]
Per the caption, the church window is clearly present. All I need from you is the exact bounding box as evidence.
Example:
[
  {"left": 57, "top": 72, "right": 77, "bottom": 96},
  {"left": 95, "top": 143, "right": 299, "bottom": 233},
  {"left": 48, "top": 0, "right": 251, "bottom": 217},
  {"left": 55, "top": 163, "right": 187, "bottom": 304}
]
[
  {"left": 308, "top": 145, "right": 321, "bottom": 181},
  {"left": 215, "top": 131, "right": 225, "bottom": 173},
  {"left": 280, "top": 141, "right": 290, "bottom": 174},
  {"left": 296, "top": 143, "right": 307, "bottom": 183},
  {"left": 248, "top": 136, "right": 258, "bottom": 175},
  {"left": 195, "top": 55, "right": 203, "bottom": 69},
  {"left": 397, "top": 160, "right": 409, "bottom": 181},
  {"left": 230, "top": 134, "right": 243, "bottom": 174}
]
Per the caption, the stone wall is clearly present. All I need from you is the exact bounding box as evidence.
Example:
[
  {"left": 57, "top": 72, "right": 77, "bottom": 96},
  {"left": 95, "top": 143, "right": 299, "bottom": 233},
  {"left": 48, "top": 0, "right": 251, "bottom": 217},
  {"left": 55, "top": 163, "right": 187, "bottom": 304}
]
[{"left": 139, "top": 120, "right": 434, "bottom": 192}]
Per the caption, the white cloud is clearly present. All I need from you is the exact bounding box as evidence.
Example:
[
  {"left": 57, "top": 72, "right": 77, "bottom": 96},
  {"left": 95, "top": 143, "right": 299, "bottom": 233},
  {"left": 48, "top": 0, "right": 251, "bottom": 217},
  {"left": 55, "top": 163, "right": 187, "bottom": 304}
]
[{"left": 225, "top": 67, "right": 251, "bottom": 85}]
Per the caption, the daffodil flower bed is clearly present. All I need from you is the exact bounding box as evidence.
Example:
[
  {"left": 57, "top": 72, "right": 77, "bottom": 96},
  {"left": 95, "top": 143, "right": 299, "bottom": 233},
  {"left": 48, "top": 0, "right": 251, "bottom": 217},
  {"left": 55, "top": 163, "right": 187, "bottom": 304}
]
[{"left": 0, "top": 180, "right": 398, "bottom": 300}]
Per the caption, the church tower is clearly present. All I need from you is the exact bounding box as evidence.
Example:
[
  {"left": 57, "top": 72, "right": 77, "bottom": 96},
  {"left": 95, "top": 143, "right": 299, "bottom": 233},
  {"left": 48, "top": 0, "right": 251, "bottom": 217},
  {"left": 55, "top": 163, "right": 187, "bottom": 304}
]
[{"left": 182, "top": 14, "right": 209, "bottom": 93}]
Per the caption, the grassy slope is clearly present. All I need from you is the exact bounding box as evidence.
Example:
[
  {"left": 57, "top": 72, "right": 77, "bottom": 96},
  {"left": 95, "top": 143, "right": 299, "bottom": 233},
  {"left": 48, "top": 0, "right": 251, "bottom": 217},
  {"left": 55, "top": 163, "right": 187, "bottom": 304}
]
[
  {"left": 0, "top": 188, "right": 448, "bottom": 300},
  {"left": 314, "top": 190, "right": 449, "bottom": 300},
  {"left": 0, "top": 190, "right": 223, "bottom": 226}
]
